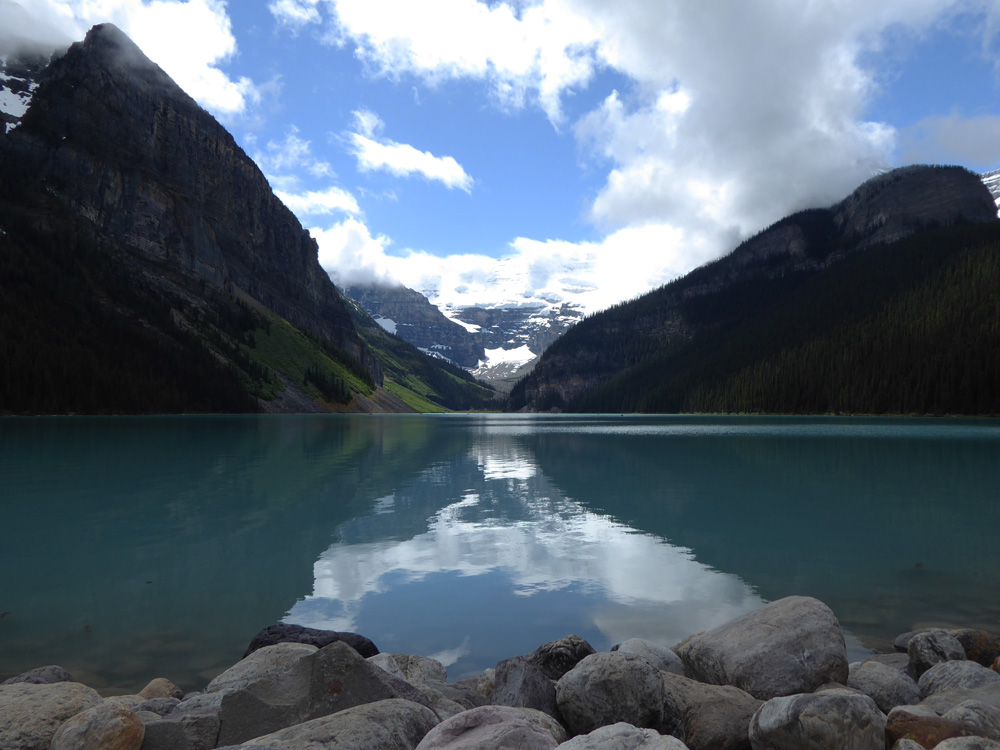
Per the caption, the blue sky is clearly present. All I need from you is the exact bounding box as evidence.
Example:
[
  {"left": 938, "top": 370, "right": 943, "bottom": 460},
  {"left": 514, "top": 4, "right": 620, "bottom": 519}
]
[{"left": 10, "top": 0, "right": 1000, "bottom": 313}]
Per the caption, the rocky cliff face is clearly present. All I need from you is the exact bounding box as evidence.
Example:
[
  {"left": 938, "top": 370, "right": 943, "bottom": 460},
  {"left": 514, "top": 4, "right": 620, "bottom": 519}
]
[
  {"left": 2, "top": 23, "right": 374, "bottom": 376},
  {"left": 344, "top": 283, "right": 485, "bottom": 369}
]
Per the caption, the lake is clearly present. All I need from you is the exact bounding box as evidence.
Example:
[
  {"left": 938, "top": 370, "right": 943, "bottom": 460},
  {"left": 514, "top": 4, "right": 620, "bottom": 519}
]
[{"left": 1, "top": 414, "right": 998, "bottom": 693}]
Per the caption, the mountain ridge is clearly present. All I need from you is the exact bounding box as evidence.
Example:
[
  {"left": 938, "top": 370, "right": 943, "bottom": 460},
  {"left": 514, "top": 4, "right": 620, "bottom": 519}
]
[
  {"left": 509, "top": 164, "right": 1000, "bottom": 414},
  {"left": 0, "top": 23, "right": 493, "bottom": 414}
]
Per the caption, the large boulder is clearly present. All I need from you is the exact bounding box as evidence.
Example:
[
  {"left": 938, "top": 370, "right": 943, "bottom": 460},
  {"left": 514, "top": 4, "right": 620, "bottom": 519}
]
[
  {"left": 661, "top": 672, "right": 760, "bottom": 750},
  {"left": 414, "top": 705, "right": 566, "bottom": 750},
  {"left": 909, "top": 630, "right": 967, "bottom": 677},
  {"left": 0, "top": 681, "right": 103, "bottom": 750},
  {"left": 613, "top": 640, "right": 686, "bottom": 676},
  {"left": 49, "top": 703, "right": 145, "bottom": 750},
  {"left": 943, "top": 699, "right": 1000, "bottom": 741},
  {"left": 559, "top": 722, "right": 690, "bottom": 749},
  {"left": 748, "top": 689, "right": 886, "bottom": 750},
  {"left": 492, "top": 656, "right": 560, "bottom": 720},
  {"left": 216, "top": 698, "right": 438, "bottom": 750},
  {"left": 919, "top": 661, "right": 1000, "bottom": 698},
  {"left": 556, "top": 651, "right": 664, "bottom": 736},
  {"left": 674, "top": 596, "right": 848, "bottom": 700},
  {"left": 243, "top": 623, "right": 379, "bottom": 658},
  {"left": 934, "top": 739, "right": 1000, "bottom": 749},
  {"left": 848, "top": 660, "right": 921, "bottom": 713},
  {"left": 215, "top": 640, "right": 435, "bottom": 746}
]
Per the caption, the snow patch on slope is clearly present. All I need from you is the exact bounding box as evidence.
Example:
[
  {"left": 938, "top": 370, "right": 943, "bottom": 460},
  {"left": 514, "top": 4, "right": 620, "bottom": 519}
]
[{"left": 981, "top": 169, "right": 1000, "bottom": 217}]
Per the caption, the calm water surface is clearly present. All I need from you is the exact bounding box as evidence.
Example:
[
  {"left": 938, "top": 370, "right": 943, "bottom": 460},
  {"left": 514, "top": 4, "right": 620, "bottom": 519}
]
[{"left": 1, "top": 414, "right": 998, "bottom": 692}]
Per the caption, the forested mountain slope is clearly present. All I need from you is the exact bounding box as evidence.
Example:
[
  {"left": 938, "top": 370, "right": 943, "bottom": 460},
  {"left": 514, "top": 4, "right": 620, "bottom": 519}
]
[
  {"left": 0, "top": 24, "right": 493, "bottom": 414},
  {"left": 509, "top": 166, "right": 1000, "bottom": 415}
]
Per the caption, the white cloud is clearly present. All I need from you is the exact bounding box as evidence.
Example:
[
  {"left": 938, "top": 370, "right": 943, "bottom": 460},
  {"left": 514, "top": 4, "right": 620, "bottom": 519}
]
[
  {"left": 313, "top": 217, "right": 398, "bottom": 287},
  {"left": 254, "top": 126, "right": 336, "bottom": 187},
  {"left": 347, "top": 109, "right": 474, "bottom": 192},
  {"left": 269, "top": 0, "right": 321, "bottom": 29},
  {"left": 275, "top": 186, "right": 360, "bottom": 217},
  {"left": 299, "top": 0, "right": 1000, "bottom": 312},
  {"left": 25, "top": 0, "right": 258, "bottom": 117}
]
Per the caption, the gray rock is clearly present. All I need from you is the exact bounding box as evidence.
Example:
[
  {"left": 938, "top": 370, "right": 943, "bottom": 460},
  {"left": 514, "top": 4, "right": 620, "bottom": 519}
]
[
  {"left": 674, "top": 596, "right": 848, "bottom": 700},
  {"left": 379, "top": 654, "right": 447, "bottom": 684},
  {"left": 661, "top": 671, "right": 760, "bottom": 750},
  {"left": 556, "top": 651, "right": 664, "bottom": 736},
  {"left": 848, "top": 660, "right": 921, "bottom": 713},
  {"left": 414, "top": 705, "right": 566, "bottom": 750},
  {"left": 106, "top": 695, "right": 180, "bottom": 716},
  {"left": 944, "top": 700, "right": 1000, "bottom": 741},
  {"left": 242, "top": 623, "right": 379, "bottom": 659},
  {"left": 919, "top": 661, "right": 1000, "bottom": 698},
  {"left": 909, "top": 629, "right": 967, "bottom": 677},
  {"left": 368, "top": 654, "right": 408, "bottom": 681},
  {"left": 217, "top": 698, "right": 438, "bottom": 750},
  {"left": 216, "top": 640, "right": 436, "bottom": 746},
  {"left": 49, "top": 702, "right": 145, "bottom": 750},
  {"left": 918, "top": 684, "right": 1000, "bottom": 716},
  {"left": 935, "top": 740, "right": 1000, "bottom": 750},
  {"left": 613, "top": 639, "right": 686, "bottom": 676},
  {"left": 0, "top": 681, "right": 103, "bottom": 750},
  {"left": 749, "top": 689, "right": 886, "bottom": 750},
  {"left": 140, "top": 692, "right": 224, "bottom": 750},
  {"left": 559, "top": 722, "right": 690, "bottom": 749},
  {"left": 896, "top": 631, "right": 930, "bottom": 653},
  {"left": 412, "top": 684, "right": 467, "bottom": 721},
  {"left": 454, "top": 669, "right": 495, "bottom": 703},
  {"left": 890, "top": 740, "right": 928, "bottom": 750},
  {"left": 527, "top": 634, "right": 597, "bottom": 681},
  {"left": 492, "top": 656, "right": 560, "bottom": 720},
  {"left": 421, "top": 680, "right": 488, "bottom": 709},
  {"left": 865, "top": 652, "right": 919, "bottom": 681},
  {"left": 1, "top": 665, "right": 76, "bottom": 685},
  {"left": 206, "top": 642, "right": 318, "bottom": 694}
]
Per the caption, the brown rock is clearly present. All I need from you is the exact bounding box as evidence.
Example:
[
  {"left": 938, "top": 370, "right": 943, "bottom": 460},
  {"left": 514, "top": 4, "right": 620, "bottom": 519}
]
[
  {"left": 138, "top": 678, "right": 183, "bottom": 700},
  {"left": 0, "top": 682, "right": 103, "bottom": 750},
  {"left": 50, "top": 703, "right": 145, "bottom": 750},
  {"left": 951, "top": 631, "right": 1000, "bottom": 669},
  {"left": 886, "top": 708, "right": 977, "bottom": 748}
]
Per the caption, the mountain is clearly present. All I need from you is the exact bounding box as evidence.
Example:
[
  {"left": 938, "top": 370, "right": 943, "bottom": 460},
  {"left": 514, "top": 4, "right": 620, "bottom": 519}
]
[
  {"left": 343, "top": 283, "right": 485, "bottom": 369},
  {"left": 346, "top": 279, "right": 585, "bottom": 391},
  {"left": 0, "top": 24, "right": 493, "bottom": 414},
  {"left": 509, "top": 165, "right": 1000, "bottom": 415}
]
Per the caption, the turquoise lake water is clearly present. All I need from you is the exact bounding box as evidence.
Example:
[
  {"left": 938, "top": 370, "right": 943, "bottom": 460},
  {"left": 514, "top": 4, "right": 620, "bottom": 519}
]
[{"left": 1, "top": 414, "right": 998, "bottom": 693}]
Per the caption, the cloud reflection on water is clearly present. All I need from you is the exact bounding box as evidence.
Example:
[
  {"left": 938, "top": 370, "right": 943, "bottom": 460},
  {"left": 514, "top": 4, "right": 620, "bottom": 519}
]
[{"left": 285, "top": 437, "right": 765, "bottom": 667}]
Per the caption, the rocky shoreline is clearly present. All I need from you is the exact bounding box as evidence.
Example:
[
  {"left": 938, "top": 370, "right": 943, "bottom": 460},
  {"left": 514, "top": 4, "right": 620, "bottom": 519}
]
[{"left": 2, "top": 596, "right": 999, "bottom": 749}]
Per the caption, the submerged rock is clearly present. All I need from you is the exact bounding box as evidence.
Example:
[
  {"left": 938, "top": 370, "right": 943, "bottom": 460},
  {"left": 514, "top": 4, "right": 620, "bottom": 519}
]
[{"left": 674, "top": 596, "right": 848, "bottom": 700}]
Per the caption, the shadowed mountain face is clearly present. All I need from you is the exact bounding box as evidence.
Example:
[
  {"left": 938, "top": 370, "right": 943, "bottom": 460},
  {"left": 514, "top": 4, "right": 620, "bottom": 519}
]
[
  {"left": 510, "top": 165, "right": 1000, "bottom": 415},
  {"left": 0, "top": 24, "right": 496, "bottom": 414},
  {"left": 4, "top": 24, "right": 366, "bottom": 363}
]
